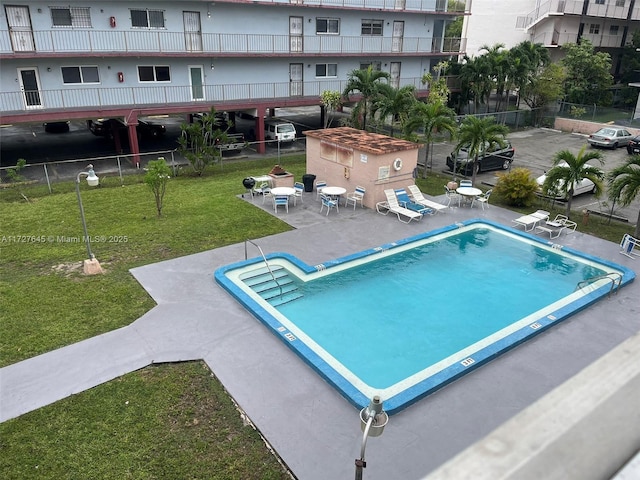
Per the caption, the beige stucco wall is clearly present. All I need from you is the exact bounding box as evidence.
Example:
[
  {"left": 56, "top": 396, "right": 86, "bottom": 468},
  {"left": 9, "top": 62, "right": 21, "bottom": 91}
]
[
  {"left": 305, "top": 133, "right": 420, "bottom": 210},
  {"left": 553, "top": 118, "right": 640, "bottom": 136}
]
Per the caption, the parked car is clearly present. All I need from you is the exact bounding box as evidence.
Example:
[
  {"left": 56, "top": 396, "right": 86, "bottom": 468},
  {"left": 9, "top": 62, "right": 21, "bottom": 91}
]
[
  {"left": 535, "top": 162, "right": 597, "bottom": 199},
  {"left": 192, "top": 112, "right": 235, "bottom": 133},
  {"left": 626, "top": 134, "right": 640, "bottom": 154},
  {"left": 446, "top": 141, "right": 515, "bottom": 175},
  {"left": 43, "top": 121, "right": 70, "bottom": 133},
  {"left": 88, "top": 118, "right": 165, "bottom": 140},
  {"left": 587, "top": 127, "right": 632, "bottom": 149}
]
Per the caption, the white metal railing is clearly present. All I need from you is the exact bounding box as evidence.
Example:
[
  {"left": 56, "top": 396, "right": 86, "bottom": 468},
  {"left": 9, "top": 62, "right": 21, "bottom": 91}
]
[
  {"left": 194, "top": 0, "right": 467, "bottom": 13},
  {"left": 516, "top": 0, "right": 631, "bottom": 30},
  {"left": 0, "top": 30, "right": 465, "bottom": 56},
  {"left": 2, "top": 76, "right": 438, "bottom": 114}
]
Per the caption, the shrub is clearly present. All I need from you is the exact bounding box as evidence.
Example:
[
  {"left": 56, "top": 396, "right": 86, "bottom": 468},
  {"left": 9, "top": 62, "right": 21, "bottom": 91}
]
[
  {"left": 494, "top": 167, "right": 539, "bottom": 207},
  {"left": 144, "top": 158, "right": 171, "bottom": 216}
]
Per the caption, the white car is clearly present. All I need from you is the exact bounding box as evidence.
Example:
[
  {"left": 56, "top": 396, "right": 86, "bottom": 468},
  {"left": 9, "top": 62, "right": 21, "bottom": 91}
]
[{"left": 535, "top": 163, "right": 596, "bottom": 199}]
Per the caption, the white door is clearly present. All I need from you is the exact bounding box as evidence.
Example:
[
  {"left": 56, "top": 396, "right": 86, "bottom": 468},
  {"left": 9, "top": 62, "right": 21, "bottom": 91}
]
[
  {"left": 5, "top": 5, "right": 35, "bottom": 52},
  {"left": 392, "top": 21, "right": 404, "bottom": 53},
  {"left": 183, "top": 11, "right": 202, "bottom": 52},
  {"left": 189, "top": 66, "right": 204, "bottom": 101},
  {"left": 18, "top": 68, "right": 42, "bottom": 109},
  {"left": 290, "top": 63, "right": 303, "bottom": 96},
  {"left": 290, "top": 16, "right": 303, "bottom": 53},
  {"left": 390, "top": 62, "right": 401, "bottom": 89}
]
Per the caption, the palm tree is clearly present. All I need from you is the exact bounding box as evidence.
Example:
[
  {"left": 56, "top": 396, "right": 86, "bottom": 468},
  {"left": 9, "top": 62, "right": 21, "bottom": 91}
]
[
  {"left": 371, "top": 84, "right": 417, "bottom": 137},
  {"left": 455, "top": 116, "right": 509, "bottom": 186},
  {"left": 607, "top": 155, "right": 640, "bottom": 237},
  {"left": 543, "top": 145, "right": 605, "bottom": 217},
  {"left": 404, "top": 101, "right": 457, "bottom": 178},
  {"left": 342, "top": 66, "right": 390, "bottom": 130}
]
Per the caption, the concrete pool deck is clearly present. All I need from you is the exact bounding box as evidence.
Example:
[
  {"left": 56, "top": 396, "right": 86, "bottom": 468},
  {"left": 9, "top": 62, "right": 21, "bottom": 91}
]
[{"left": 1, "top": 190, "right": 639, "bottom": 479}]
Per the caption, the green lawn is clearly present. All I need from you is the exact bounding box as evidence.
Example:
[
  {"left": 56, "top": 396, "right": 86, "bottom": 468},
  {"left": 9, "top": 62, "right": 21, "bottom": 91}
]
[{"left": 0, "top": 154, "right": 634, "bottom": 479}]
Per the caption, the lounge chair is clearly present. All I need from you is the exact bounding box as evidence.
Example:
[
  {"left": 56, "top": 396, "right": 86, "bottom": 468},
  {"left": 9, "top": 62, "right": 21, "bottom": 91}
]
[
  {"left": 345, "top": 186, "right": 366, "bottom": 209},
  {"left": 319, "top": 193, "right": 338, "bottom": 215},
  {"left": 512, "top": 210, "right": 550, "bottom": 231},
  {"left": 376, "top": 189, "right": 423, "bottom": 223},
  {"left": 534, "top": 214, "right": 577, "bottom": 239},
  {"left": 471, "top": 189, "right": 492, "bottom": 210},
  {"left": 407, "top": 185, "right": 448, "bottom": 214},
  {"left": 394, "top": 188, "right": 433, "bottom": 215},
  {"left": 620, "top": 233, "right": 640, "bottom": 259}
]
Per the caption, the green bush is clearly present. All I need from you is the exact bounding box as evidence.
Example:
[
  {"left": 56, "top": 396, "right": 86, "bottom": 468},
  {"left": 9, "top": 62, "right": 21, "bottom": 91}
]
[{"left": 494, "top": 167, "right": 539, "bottom": 207}]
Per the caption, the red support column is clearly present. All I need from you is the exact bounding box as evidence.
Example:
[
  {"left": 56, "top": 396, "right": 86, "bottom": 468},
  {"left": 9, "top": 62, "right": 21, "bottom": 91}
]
[
  {"left": 255, "top": 107, "right": 266, "bottom": 154},
  {"left": 127, "top": 123, "right": 141, "bottom": 167}
]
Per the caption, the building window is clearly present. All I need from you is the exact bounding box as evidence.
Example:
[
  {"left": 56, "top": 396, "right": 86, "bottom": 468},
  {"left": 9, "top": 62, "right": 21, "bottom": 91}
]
[
  {"left": 51, "top": 7, "right": 92, "bottom": 28},
  {"left": 589, "top": 24, "right": 600, "bottom": 34},
  {"left": 138, "top": 66, "right": 171, "bottom": 82},
  {"left": 616, "top": 0, "right": 625, "bottom": 6},
  {"left": 595, "top": 0, "right": 605, "bottom": 4},
  {"left": 361, "top": 19, "right": 383, "bottom": 36},
  {"left": 610, "top": 25, "right": 620, "bottom": 35},
  {"left": 61, "top": 66, "right": 100, "bottom": 84},
  {"left": 316, "top": 18, "right": 339, "bottom": 34},
  {"left": 131, "top": 9, "right": 165, "bottom": 28},
  {"left": 360, "top": 62, "right": 382, "bottom": 71},
  {"left": 315, "top": 64, "right": 337, "bottom": 78}
]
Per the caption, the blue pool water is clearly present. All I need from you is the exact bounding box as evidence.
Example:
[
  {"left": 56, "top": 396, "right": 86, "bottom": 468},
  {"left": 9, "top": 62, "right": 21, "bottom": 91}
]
[{"left": 215, "top": 220, "right": 634, "bottom": 414}]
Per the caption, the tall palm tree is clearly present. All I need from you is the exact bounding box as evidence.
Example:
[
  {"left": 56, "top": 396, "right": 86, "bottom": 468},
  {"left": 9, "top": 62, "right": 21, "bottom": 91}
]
[
  {"left": 371, "top": 84, "right": 417, "bottom": 137},
  {"left": 342, "top": 66, "right": 390, "bottom": 130},
  {"left": 456, "top": 116, "right": 509, "bottom": 186},
  {"left": 543, "top": 145, "right": 605, "bottom": 217},
  {"left": 404, "top": 101, "right": 457, "bottom": 178},
  {"left": 607, "top": 155, "right": 640, "bottom": 237}
]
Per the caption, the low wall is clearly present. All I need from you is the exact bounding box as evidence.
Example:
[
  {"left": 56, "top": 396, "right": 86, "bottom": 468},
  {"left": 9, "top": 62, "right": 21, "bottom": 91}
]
[
  {"left": 554, "top": 118, "right": 640, "bottom": 136},
  {"left": 424, "top": 332, "right": 640, "bottom": 480}
]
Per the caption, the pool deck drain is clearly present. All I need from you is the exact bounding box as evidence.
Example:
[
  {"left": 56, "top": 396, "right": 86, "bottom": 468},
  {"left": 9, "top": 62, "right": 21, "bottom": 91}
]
[{"left": 1, "top": 192, "right": 638, "bottom": 480}]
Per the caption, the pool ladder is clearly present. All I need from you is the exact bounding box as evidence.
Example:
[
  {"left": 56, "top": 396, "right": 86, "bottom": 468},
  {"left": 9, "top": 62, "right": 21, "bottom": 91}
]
[
  {"left": 575, "top": 272, "right": 623, "bottom": 297},
  {"left": 243, "top": 239, "right": 303, "bottom": 307}
]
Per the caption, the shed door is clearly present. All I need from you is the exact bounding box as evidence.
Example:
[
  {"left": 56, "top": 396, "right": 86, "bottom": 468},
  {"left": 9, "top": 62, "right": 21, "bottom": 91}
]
[
  {"left": 184, "top": 11, "right": 203, "bottom": 52},
  {"left": 6, "top": 5, "right": 35, "bottom": 52}
]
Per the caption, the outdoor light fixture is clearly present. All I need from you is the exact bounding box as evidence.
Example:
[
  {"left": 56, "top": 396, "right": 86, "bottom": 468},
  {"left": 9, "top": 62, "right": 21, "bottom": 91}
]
[
  {"left": 75, "top": 164, "right": 103, "bottom": 275},
  {"left": 355, "top": 396, "right": 389, "bottom": 480}
]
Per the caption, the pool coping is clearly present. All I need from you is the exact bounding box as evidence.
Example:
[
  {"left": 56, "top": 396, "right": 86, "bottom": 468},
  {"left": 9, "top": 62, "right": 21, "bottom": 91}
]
[{"left": 215, "top": 219, "right": 636, "bottom": 415}]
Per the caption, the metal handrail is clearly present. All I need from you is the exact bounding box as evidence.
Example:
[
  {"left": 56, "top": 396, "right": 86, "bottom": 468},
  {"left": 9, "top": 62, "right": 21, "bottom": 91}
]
[
  {"left": 245, "top": 239, "right": 283, "bottom": 298},
  {"left": 576, "top": 272, "right": 623, "bottom": 297}
]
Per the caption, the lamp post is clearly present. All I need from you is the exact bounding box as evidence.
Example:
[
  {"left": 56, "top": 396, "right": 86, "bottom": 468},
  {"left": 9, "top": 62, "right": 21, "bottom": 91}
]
[
  {"left": 355, "top": 396, "right": 389, "bottom": 480},
  {"left": 75, "top": 164, "right": 102, "bottom": 275}
]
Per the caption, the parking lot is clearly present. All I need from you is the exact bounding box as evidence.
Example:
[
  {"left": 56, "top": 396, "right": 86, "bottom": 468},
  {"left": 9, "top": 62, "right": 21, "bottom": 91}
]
[{"left": 1, "top": 111, "right": 639, "bottom": 223}]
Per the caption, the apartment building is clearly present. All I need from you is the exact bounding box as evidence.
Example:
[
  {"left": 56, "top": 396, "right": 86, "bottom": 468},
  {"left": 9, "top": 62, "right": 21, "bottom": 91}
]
[
  {"left": 1, "top": 0, "right": 467, "bottom": 155},
  {"left": 463, "top": 0, "right": 640, "bottom": 66}
]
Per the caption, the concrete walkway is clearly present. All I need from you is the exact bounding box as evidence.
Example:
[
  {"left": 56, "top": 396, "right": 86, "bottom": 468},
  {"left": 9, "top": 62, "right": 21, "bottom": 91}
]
[{"left": 1, "top": 190, "right": 639, "bottom": 480}]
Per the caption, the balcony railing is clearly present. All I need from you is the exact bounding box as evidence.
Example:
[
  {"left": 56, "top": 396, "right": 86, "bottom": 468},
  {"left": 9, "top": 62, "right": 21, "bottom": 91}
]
[
  {"left": 0, "top": 29, "right": 465, "bottom": 56},
  {"left": 211, "top": 0, "right": 468, "bottom": 13},
  {"left": 1, "top": 77, "right": 434, "bottom": 114},
  {"left": 532, "top": 30, "right": 628, "bottom": 48},
  {"left": 516, "top": 0, "right": 631, "bottom": 30}
]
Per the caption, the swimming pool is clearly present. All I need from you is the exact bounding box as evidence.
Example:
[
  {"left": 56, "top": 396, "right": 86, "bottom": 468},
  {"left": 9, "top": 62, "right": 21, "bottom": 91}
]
[{"left": 214, "top": 220, "right": 634, "bottom": 414}]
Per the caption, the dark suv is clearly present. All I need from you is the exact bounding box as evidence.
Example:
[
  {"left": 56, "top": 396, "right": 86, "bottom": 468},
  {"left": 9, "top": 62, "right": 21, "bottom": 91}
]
[
  {"left": 626, "top": 135, "right": 640, "bottom": 154},
  {"left": 88, "top": 118, "right": 165, "bottom": 141},
  {"left": 446, "top": 141, "right": 515, "bottom": 175}
]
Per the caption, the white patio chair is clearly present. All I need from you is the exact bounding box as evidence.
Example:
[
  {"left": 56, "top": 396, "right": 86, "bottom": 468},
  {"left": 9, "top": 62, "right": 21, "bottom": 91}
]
[
  {"left": 273, "top": 195, "right": 289, "bottom": 213},
  {"left": 472, "top": 189, "right": 492, "bottom": 210},
  {"left": 319, "top": 194, "right": 338, "bottom": 215},
  {"left": 620, "top": 233, "right": 640, "bottom": 259},
  {"left": 293, "top": 182, "right": 304, "bottom": 205},
  {"left": 345, "top": 186, "right": 366, "bottom": 209}
]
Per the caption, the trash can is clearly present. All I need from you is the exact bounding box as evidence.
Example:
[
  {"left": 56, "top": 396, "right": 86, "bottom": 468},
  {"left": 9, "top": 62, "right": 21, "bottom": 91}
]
[{"left": 302, "top": 174, "right": 316, "bottom": 192}]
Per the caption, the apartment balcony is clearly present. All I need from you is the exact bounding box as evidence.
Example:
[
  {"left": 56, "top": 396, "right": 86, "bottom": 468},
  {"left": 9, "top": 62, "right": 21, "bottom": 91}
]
[
  {"left": 532, "top": 30, "right": 628, "bottom": 49},
  {"left": 516, "top": 0, "right": 630, "bottom": 31},
  {"left": 0, "top": 30, "right": 465, "bottom": 57},
  {"left": 213, "top": 0, "right": 468, "bottom": 14},
  {"left": 1, "top": 77, "right": 433, "bottom": 117}
]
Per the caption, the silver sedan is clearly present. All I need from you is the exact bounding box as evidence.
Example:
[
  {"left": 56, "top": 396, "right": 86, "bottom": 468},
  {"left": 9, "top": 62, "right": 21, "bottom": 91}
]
[{"left": 587, "top": 127, "right": 633, "bottom": 149}]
